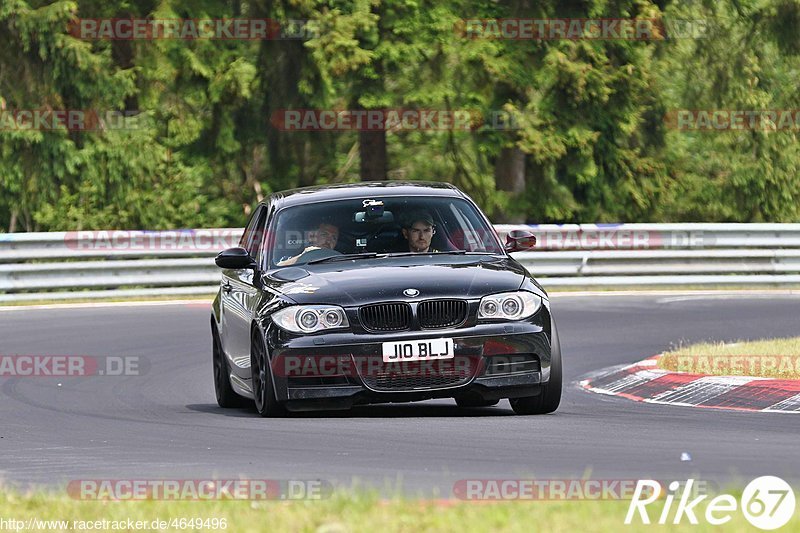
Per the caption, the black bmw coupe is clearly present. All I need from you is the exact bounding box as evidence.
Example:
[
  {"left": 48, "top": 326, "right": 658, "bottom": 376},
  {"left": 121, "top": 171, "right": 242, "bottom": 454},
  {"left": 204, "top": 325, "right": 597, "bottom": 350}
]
[{"left": 211, "top": 182, "right": 561, "bottom": 416}]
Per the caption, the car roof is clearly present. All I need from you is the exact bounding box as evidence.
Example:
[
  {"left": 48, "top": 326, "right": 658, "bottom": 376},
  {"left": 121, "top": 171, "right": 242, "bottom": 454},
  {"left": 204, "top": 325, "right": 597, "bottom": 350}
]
[{"left": 265, "top": 181, "right": 464, "bottom": 209}]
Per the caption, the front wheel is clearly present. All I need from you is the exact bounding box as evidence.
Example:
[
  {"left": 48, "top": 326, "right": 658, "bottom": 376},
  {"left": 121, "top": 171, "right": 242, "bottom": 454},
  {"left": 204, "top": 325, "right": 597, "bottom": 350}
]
[
  {"left": 251, "top": 329, "right": 287, "bottom": 418},
  {"left": 510, "top": 320, "right": 562, "bottom": 415}
]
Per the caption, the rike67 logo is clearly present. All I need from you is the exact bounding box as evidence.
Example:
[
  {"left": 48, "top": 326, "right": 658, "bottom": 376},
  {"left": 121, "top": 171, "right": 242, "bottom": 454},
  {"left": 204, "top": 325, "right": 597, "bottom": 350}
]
[{"left": 626, "top": 476, "right": 796, "bottom": 530}]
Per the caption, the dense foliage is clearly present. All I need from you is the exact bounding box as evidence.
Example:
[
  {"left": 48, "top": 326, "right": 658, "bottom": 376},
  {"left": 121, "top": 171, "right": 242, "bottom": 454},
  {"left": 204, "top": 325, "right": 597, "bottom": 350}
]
[{"left": 1, "top": 0, "right": 798, "bottom": 231}]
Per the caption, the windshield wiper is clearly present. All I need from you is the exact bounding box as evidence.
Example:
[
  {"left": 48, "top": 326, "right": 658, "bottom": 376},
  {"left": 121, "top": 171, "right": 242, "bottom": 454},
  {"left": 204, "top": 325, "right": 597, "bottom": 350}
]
[
  {"left": 387, "top": 250, "right": 494, "bottom": 258},
  {"left": 307, "top": 252, "right": 385, "bottom": 264},
  {"left": 309, "top": 250, "right": 495, "bottom": 264}
]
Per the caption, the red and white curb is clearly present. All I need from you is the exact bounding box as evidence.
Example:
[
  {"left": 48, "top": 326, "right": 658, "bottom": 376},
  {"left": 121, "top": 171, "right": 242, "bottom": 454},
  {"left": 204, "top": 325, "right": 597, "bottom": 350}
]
[{"left": 580, "top": 356, "right": 800, "bottom": 413}]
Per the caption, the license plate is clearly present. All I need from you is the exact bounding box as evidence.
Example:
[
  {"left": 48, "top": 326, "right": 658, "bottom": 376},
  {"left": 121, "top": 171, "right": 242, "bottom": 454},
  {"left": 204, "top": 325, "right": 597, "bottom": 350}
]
[{"left": 382, "top": 338, "right": 454, "bottom": 362}]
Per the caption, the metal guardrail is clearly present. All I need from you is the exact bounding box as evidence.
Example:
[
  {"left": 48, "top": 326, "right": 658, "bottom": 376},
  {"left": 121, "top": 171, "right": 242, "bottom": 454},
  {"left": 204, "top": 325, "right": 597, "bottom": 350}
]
[{"left": 1, "top": 224, "right": 800, "bottom": 302}]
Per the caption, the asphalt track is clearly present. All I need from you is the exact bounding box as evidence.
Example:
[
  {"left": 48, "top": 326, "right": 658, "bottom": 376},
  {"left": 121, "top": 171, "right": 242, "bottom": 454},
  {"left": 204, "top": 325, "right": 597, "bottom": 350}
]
[{"left": 1, "top": 293, "right": 799, "bottom": 495}]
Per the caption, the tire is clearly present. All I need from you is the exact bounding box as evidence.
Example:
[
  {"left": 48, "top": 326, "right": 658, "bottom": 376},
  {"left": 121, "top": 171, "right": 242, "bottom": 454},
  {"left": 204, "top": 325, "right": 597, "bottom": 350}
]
[
  {"left": 251, "top": 329, "right": 287, "bottom": 418},
  {"left": 455, "top": 397, "right": 500, "bottom": 408},
  {"left": 212, "top": 325, "right": 247, "bottom": 408},
  {"left": 510, "top": 319, "right": 562, "bottom": 415}
]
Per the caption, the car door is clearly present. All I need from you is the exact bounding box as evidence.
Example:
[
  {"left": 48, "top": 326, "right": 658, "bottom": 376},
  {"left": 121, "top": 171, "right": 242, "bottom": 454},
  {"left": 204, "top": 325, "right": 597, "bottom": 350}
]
[{"left": 220, "top": 205, "right": 268, "bottom": 371}]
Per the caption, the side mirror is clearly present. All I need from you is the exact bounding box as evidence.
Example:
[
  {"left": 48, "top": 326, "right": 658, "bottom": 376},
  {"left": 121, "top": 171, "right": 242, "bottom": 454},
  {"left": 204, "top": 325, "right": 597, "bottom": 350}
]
[
  {"left": 504, "top": 230, "right": 537, "bottom": 253},
  {"left": 215, "top": 247, "right": 257, "bottom": 270}
]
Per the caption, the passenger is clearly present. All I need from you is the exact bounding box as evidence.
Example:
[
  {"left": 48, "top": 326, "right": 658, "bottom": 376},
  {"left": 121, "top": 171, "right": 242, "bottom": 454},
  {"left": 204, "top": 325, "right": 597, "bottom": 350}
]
[
  {"left": 277, "top": 222, "right": 339, "bottom": 266},
  {"left": 402, "top": 212, "right": 439, "bottom": 253}
]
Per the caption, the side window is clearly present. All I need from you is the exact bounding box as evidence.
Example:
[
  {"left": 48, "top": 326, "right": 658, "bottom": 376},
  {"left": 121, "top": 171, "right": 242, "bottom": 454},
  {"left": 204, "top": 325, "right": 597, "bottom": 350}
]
[
  {"left": 239, "top": 206, "right": 263, "bottom": 251},
  {"left": 245, "top": 207, "right": 268, "bottom": 260}
]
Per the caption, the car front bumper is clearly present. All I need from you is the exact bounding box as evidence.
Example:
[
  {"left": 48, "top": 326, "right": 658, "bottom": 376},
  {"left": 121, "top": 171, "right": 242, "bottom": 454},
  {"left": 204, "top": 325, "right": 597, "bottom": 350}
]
[{"left": 265, "top": 312, "right": 552, "bottom": 411}]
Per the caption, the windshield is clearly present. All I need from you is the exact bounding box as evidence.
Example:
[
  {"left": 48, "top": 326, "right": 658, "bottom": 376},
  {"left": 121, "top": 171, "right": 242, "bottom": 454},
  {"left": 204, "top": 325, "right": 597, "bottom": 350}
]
[{"left": 266, "top": 196, "right": 503, "bottom": 268}]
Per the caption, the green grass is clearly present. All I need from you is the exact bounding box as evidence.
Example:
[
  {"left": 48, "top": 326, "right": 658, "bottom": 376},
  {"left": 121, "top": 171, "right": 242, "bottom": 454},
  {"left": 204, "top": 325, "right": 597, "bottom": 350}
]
[
  {"left": 659, "top": 337, "right": 800, "bottom": 379},
  {"left": 2, "top": 488, "right": 799, "bottom": 532}
]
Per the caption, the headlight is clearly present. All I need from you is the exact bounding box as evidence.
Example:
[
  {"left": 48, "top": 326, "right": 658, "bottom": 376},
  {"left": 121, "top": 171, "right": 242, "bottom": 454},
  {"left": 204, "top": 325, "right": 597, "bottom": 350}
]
[
  {"left": 478, "top": 291, "right": 541, "bottom": 321},
  {"left": 272, "top": 305, "right": 350, "bottom": 334}
]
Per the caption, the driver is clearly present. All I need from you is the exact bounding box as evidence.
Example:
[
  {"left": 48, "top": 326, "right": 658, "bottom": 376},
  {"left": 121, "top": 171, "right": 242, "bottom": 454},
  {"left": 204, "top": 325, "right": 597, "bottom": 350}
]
[
  {"left": 276, "top": 222, "right": 339, "bottom": 266},
  {"left": 402, "top": 211, "right": 439, "bottom": 253}
]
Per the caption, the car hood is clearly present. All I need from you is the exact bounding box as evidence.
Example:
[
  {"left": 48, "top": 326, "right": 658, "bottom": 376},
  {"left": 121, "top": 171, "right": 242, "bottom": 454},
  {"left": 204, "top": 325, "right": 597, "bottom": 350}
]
[{"left": 265, "top": 255, "right": 532, "bottom": 306}]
